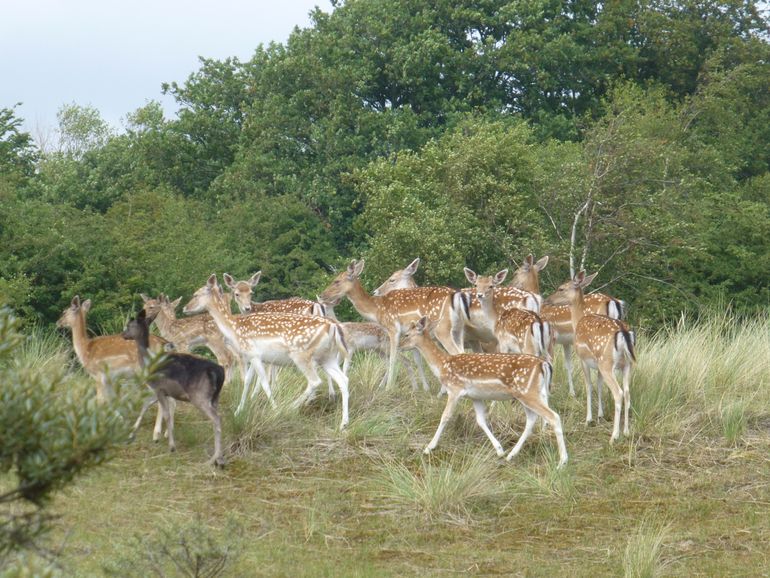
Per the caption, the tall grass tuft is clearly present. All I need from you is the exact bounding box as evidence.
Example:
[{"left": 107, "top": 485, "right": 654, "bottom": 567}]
[
  {"left": 14, "top": 324, "right": 72, "bottom": 373},
  {"left": 372, "top": 451, "right": 502, "bottom": 522},
  {"left": 507, "top": 444, "right": 577, "bottom": 500},
  {"left": 224, "top": 370, "right": 314, "bottom": 453},
  {"left": 717, "top": 396, "right": 751, "bottom": 446},
  {"left": 631, "top": 312, "right": 770, "bottom": 439},
  {"left": 623, "top": 515, "right": 670, "bottom": 578}
]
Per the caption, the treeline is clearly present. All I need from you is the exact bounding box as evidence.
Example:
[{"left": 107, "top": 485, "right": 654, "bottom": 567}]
[{"left": 1, "top": 0, "right": 768, "bottom": 329}]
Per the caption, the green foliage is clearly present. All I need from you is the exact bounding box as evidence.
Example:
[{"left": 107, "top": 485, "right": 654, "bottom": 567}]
[
  {"left": 1, "top": 0, "right": 769, "bottom": 326},
  {"left": 55, "top": 103, "right": 112, "bottom": 159},
  {"left": 0, "top": 105, "right": 38, "bottom": 182},
  {"left": 0, "top": 309, "right": 131, "bottom": 559},
  {"left": 358, "top": 117, "right": 547, "bottom": 286}
]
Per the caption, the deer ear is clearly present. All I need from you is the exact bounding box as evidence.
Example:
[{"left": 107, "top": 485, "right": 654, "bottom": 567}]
[
  {"left": 71, "top": 295, "right": 81, "bottom": 308},
  {"left": 464, "top": 267, "right": 478, "bottom": 285},
  {"left": 171, "top": 296, "right": 182, "bottom": 308},
  {"left": 406, "top": 258, "right": 420, "bottom": 275},
  {"left": 416, "top": 316, "right": 429, "bottom": 333},
  {"left": 353, "top": 259, "right": 365, "bottom": 277},
  {"left": 207, "top": 274, "right": 218, "bottom": 289},
  {"left": 535, "top": 256, "right": 549, "bottom": 271},
  {"left": 222, "top": 273, "right": 235, "bottom": 289},
  {"left": 248, "top": 271, "right": 262, "bottom": 287},
  {"left": 524, "top": 254, "right": 534, "bottom": 269},
  {"left": 494, "top": 269, "right": 509, "bottom": 285},
  {"left": 81, "top": 299, "right": 92, "bottom": 313},
  {"left": 140, "top": 293, "right": 150, "bottom": 303},
  {"left": 581, "top": 272, "right": 598, "bottom": 288}
]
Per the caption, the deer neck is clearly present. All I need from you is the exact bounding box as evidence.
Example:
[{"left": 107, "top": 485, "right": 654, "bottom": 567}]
[
  {"left": 478, "top": 290, "right": 498, "bottom": 329},
  {"left": 204, "top": 295, "right": 242, "bottom": 348},
  {"left": 520, "top": 272, "right": 540, "bottom": 294},
  {"left": 413, "top": 334, "right": 450, "bottom": 380},
  {"left": 133, "top": 331, "right": 151, "bottom": 368},
  {"left": 345, "top": 278, "right": 381, "bottom": 323},
  {"left": 154, "top": 309, "right": 176, "bottom": 336},
  {"left": 569, "top": 290, "right": 587, "bottom": 334},
  {"left": 69, "top": 312, "right": 92, "bottom": 367}
]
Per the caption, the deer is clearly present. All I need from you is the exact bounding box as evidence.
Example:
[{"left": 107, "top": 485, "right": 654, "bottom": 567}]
[
  {"left": 56, "top": 295, "right": 174, "bottom": 440},
  {"left": 122, "top": 309, "right": 226, "bottom": 466},
  {"left": 373, "top": 258, "right": 540, "bottom": 353},
  {"left": 373, "top": 257, "right": 420, "bottom": 296},
  {"left": 140, "top": 294, "right": 238, "bottom": 384},
  {"left": 544, "top": 271, "right": 636, "bottom": 442},
  {"left": 464, "top": 268, "right": 551, "bottom": 360},
  {"left": 183, "top": 274, "right": 351, "bottom": 428},
  {"left": 320, "top": 296, "right": 430, "bottom": 391},
  {"left": 319, "top": 259, "right": 468, "bottom": 391},
  {"left": 225, "top": 271, "right": 326, "bottom": 317},
  {"left": 401, "top": 317, "right": 568, "bottom": 466},
  {"left": 509, "top": 254, "right": 627, "bottom": 396},
  {"left": 57, "top": 296, "right": 168, "bottom": 400}
]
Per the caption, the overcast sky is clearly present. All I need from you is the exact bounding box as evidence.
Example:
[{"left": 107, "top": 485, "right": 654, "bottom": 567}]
[{"left": 2, "top": 0, "right": 326, "bottom": 137}]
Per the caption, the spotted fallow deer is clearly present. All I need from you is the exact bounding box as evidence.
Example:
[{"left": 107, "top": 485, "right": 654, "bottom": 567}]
[
  {"left": 401, "top": 317, "right": 567, "bottom": 466},
  {"left": 184, "top": 275, "right": 351, "bottom": 428},
  {"left": 224, "top": 272, "right": 326, "bottom": 317},
  {"left": 509, "top": 254, "right": 627, "bottom": 396},
  {"left": 319, "top": 259, "right": 468, "bottom": 390},
  {"left": 123, "top": 309, "right": 225, "bottom": 467},
  {"left": 464, "top": 268, "right": 551, "bottom": 360},
  {"left": 544, "top": 271, "right": 635, "bottom": 442},
  {"left": 140, "top": 294, "right": 238, "bottom": 384},
  {"left": 57, "top": 296, "right": 167, "bottom": 401},
  {"left": 373, "top": 258, "right": 420, "bottom": 296}
]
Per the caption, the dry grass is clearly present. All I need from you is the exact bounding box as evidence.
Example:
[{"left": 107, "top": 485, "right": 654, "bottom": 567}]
[{"left": 7, "top": 316, "right": 770, "bottom": 575}]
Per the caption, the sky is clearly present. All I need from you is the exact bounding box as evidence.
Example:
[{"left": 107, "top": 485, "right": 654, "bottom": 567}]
[{"left": 2, "top": 0, "right": 326, "bottom": 139}]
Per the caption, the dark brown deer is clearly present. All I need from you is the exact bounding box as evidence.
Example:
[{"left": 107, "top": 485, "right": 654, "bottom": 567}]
[{"left": 123, "top": 309, "right": 226, "bottom": 467}]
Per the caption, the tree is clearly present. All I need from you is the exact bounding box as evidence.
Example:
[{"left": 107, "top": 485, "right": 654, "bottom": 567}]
[
  {"left": 0, "top": 105, "right": 38, "bottom": 182},
  {"left": 357, "top": 116, "right": 548, "bottom": 287},
  {"left": 55, "top": 103, "right": 112, "bottom": 159}
]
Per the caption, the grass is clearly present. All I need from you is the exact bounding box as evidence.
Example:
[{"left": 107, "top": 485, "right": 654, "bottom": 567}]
[
  {"left": 6, "top": 314, "right": 770, "bottom": 575},
  {"left": 623, "top": 515, "right": 671, "bottom": 578}
]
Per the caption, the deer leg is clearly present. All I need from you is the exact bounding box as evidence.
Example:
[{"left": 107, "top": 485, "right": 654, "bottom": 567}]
[
  {"left": 235, "top": 362, "right": 255, "bottom": 414},
  {"left": 506, "top": 405, "right": 539, "bottom": 462},
  {"left": 253, "top": 360, "right": 277, "bottom": 409},
  {"left": 152, "top": 403, "right": 164, "bottom": 441},
  {"left": 622, "top": 363, "right": 632, "bottom": 436},
  {"left": 156, "top": 393, "right": 175, "bottom": 453},
  {"left": 562, "top": 342, "right": 575, "bottom": 397},
  {"left": 424, "top": 390, "right": 461, "bottom": 454},
  {"left": 322, "top": 358, "right": 350, "bottom": 430},
  {"left": 580, "top": 359, "right": 594, "bottom": 425},
  {"left": 385, "top": 330, "right": 400, "bottom": 390},
  {"left": 196, "top": 397, "right": 224, "bottom": 467},
  {"left": 291, "top": 356, "right": 323, "bottom": 409},
  {"left": 599, "top": 362, "right": 624, "bottom": 442},
  {"left": 596, "top": 370, "right": 605, "bottom": 420},
  {"left": 131, "top": 394, "right": 157, "bottom": 440},
  {"left": 472, "top": 400, "right": 505, "bottom": 457},
  {"left": 513, "top": 399, "right": 568, "bottom": 467}
]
